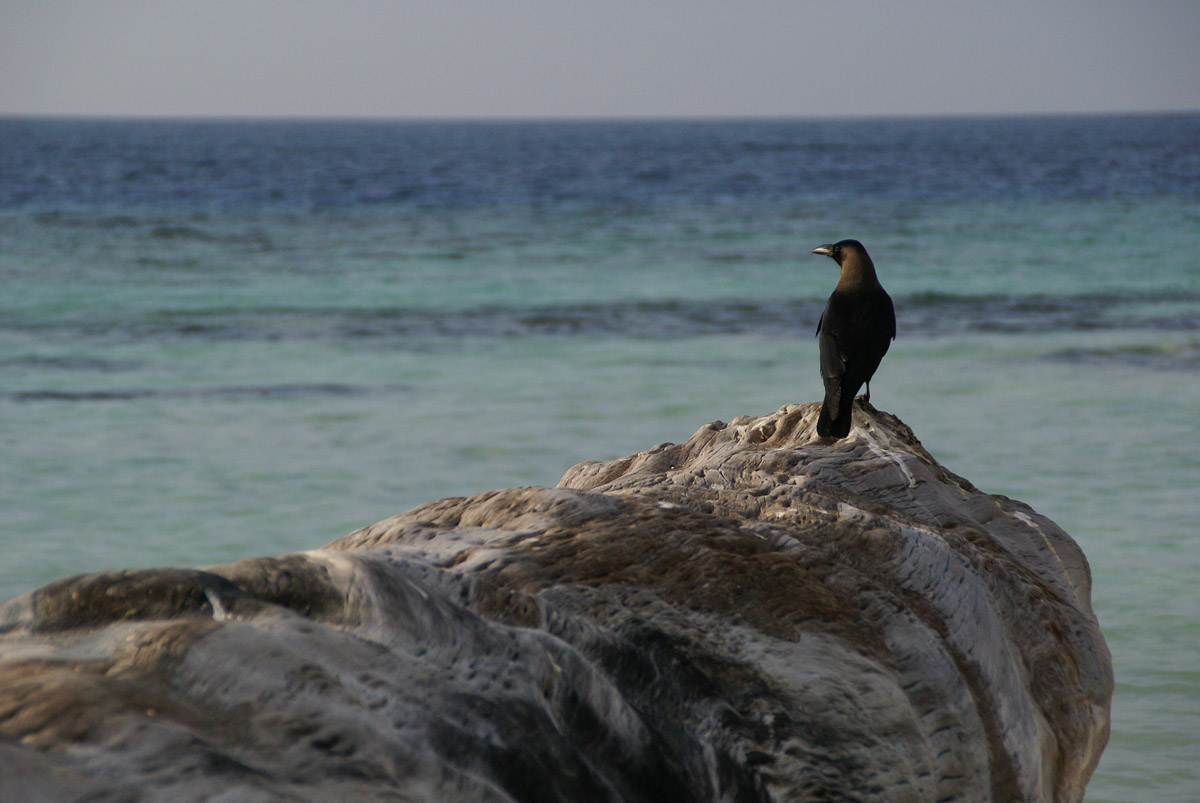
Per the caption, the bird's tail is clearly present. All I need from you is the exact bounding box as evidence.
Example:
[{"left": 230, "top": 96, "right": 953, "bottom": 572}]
[{"left": 816, "top": 396, "right": 854, "bottom": 439}]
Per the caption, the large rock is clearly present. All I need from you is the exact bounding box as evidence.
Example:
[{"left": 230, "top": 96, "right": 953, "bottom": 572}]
[{"left": 0, "top": 402, "right": 1111, "bottom": 802}]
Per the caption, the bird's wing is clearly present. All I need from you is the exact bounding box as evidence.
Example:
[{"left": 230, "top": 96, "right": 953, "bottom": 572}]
[
  {"left": 883, "top": 292, "right": 897, "bottom": 341},
  {"left": 818, "top": 319, "right": 847, "bottom": 413},
  {"left": 819, "top": 327, "right": 846, "bottom": 381},
  {"left": 817, "top": 301, "right": 849, "bottom": 382}
]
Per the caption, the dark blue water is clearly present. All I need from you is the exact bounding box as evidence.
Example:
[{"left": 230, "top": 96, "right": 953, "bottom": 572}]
[
  {"left": 3, "top": 114, "right": 1198, "bottom": 210},
  {"left": 2, "top": 114, "right": 1199, "bottom": 802}
]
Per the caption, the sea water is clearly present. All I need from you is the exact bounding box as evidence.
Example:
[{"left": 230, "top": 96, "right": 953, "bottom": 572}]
[{"left": 1, "top": 115, "right": 1198, "bottom": 800}]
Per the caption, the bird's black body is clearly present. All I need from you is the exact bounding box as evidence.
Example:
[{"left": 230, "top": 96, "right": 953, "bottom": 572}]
[{"left": 813, "top": 240, "right": 896, "bottom": 439}]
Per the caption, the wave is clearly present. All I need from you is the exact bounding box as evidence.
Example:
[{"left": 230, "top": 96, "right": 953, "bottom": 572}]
[
  {"left": 4, "top": 383, "right": 410, "bottom": 404},
  {"left": 4, "top": 292, "right": 1199, "bottom": 347},
  {"left": 25, "top": 211, "right": 276, "bottom": 251},
  {"left": 1047, "top": 342, "right": 1200, "bottom": 371},
  {"left": 903, "top": 291, "right": 1200, "bottom": 336},
  {"left": 0, "top": 355, "right": 137, "bottom": 372}
]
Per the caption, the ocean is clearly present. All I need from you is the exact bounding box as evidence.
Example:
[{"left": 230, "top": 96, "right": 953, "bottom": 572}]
[{"left": 1, "top": 114, "right": 1197, "bottom": 801}]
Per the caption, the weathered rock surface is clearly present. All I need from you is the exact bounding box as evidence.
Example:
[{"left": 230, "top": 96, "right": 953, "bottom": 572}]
[{"left": 0, "top": 402, "right": 1111, "bottom": 802}]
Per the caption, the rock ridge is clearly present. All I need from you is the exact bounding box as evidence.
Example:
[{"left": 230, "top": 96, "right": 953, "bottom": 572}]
[{"left": 0, "top": 401, "right": 1112, "bottom": 802}]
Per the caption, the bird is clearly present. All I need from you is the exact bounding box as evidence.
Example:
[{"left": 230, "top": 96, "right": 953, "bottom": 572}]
[{"left": 811, "top": 239, "right": 896, "bottom": 439}]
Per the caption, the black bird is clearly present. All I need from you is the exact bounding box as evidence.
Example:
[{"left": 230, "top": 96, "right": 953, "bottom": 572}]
[{"left": 812, "top": 239, "right": 896, "bottom": 439}]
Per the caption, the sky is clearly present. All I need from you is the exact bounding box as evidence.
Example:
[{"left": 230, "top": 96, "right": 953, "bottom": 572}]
[{"left": 1, "top": 1, "right": 1198, "bottom": 119}]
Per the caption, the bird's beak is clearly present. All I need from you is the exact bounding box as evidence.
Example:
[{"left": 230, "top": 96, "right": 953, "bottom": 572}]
[{"left": 812, "top": 244, "right": 834, "bottom": 257}]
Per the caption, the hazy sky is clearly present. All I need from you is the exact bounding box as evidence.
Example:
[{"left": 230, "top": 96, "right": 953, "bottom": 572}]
[{"left": 2, "top": 1, "right": 1198, "bottom": 119}]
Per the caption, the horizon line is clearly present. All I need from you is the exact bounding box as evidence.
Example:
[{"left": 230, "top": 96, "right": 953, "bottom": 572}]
[{"left": 2, "top": 108, "right": 1198, "bottom": 125}]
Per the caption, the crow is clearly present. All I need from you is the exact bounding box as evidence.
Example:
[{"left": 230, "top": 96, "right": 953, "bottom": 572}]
[{"left": 812, "top": 239, "right": 896, "bottom": 439}]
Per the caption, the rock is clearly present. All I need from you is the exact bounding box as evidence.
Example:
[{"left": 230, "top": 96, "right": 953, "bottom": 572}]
[{"left": 0, "top": 402, "right": 1112, "bottom": 802}]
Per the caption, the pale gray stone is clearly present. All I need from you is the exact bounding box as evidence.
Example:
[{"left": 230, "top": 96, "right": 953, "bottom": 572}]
[{"left": 0, "top": 402, "right": 1111, "bottom": 802}]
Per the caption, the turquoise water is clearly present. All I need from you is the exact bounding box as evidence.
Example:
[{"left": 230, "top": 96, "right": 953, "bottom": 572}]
[{"left": 1, "top": 116, "right": 1198, "bottom": 800}]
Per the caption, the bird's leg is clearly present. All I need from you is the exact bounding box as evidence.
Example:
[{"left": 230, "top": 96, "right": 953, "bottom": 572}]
[{"left": 862, "top": 381, "right": 871, "bottom": 404}]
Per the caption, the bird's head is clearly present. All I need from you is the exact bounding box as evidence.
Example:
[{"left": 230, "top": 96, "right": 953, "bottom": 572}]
[{"left": 811, "top": 239, "right": 868, "bottom": 266}]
